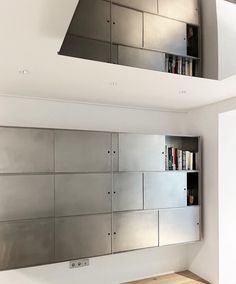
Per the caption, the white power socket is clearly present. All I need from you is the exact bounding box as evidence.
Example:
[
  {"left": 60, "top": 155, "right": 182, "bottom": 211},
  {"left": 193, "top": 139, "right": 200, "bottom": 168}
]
[{"left": 69, "top": 258, "right": 89, "bottom": 269}]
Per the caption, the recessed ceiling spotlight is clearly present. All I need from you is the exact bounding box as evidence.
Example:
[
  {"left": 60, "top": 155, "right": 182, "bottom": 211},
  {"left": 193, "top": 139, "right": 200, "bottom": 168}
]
[
  {"left": 179, "top": 90, "right": 187, "bottom": 95},
  {"left": 19, "top": 69, "right": 30, "bottom": 75},
  {"left": 109, "top": 82, "right": 118, "bottom": 86}
]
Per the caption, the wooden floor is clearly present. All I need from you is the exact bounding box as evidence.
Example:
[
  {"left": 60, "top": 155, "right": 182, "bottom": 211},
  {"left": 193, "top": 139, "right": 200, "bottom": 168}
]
[{"left": 124, "top": 271, "right": 210, "bottom": 284}]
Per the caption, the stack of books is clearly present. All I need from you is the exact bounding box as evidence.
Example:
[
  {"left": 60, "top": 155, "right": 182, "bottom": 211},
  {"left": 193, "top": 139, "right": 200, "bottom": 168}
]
[
  {"left": 165, "top": 146, "right": 198, "bottom": 171},
  {"left": 165, "top": 55, "right": 194, "bottom": 76}
]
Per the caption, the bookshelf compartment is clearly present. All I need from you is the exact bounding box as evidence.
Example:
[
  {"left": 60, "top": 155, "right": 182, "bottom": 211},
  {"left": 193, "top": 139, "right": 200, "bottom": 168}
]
[
  {"left": 165, "top": 136, "right": 199, "bottom": 171},
  {"left": 187, "top": 172, "right": 199, "bottom": 206}
]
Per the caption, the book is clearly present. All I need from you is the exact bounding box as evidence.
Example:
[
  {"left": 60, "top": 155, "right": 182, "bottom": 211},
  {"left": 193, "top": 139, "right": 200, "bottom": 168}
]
[
  {"left": 168, "top": 147, "right": 173, "bottom": 170},
  {"left": 182, "top": 151, "right": 186, "bottom": 170},
  {"left": 189, "top": 59, "right": 193, "bottom": 76},
  {"left": 177, "top": 149, "right": 183, "bottom": 170}
]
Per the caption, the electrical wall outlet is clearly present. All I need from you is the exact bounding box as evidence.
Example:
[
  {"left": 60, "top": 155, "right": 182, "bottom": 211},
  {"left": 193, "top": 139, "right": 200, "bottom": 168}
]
[{"left": 69, "top": 258, "right": 89, "bottom": 269}]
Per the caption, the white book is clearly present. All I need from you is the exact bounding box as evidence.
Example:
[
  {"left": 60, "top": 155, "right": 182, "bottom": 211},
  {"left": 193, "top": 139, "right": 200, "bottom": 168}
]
[
  {"left": 186, "top": 151, "right": 190, "bottom": 170},
  {"left": 190, "top": 152, "right": 193, "bottom": 170},
  {"left": 177, "top": 149, "right": 183, "bottom": 170},
  {"left": 189, "top": 59, "right": 193, "bottom": 76}
]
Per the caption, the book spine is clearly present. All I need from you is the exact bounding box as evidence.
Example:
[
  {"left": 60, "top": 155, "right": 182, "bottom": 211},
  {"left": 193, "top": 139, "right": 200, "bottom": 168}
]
[
  {"left": 165, "top": 56, "right": 169, "bottom": 72},
  {"left": 168, "top": 147, "right": 173, "bottom": 170},
  {"left": 189, "top": 59, "right": 193, "bottom": 76},
  {"left": 190, "top": 152, "right": 193, "bottom": 170},
  {"left": 177, "top": 150, "right": 183, "bottom": 170},
  {"left": 182, "top": 151, "right": 186, "bottom": 170},
  {"left": 172, "top": 148, "right": 176, "bottom": 170},
  {"left": 178, "top": 57, "right": 182, "bottom": 74},
  {"left": 165, "top": 145, "right": 168, "bottom": 170},
  {"left": 172, "top": 56, "right": 176, "bottom": 73}
]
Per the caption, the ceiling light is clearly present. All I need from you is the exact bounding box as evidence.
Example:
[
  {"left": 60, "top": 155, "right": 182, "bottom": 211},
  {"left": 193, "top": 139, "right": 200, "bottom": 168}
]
[
  {"left": 179, "top": 90, "right": 187, "bottom": 95},
  {"left": 109, "top": 82, "right": 118, "bottom": 86},
  {"left": 19, "top": 69, "right": 30, "bottom": 75}
]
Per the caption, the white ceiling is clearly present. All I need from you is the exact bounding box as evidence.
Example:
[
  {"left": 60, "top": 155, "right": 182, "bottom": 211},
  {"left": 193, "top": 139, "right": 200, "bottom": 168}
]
[{"left": 0, "top": 0, "right": 236, "bottom": 111}]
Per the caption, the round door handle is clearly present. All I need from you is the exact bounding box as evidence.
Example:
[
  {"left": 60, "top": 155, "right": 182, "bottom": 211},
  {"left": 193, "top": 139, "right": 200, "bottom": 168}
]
[
  {"left": 184, "top": 188, "right": 187, "bottom": 191},
  {"left": 107, "top": 150, "right": 111, "bottom": 154},
  {"left": 108, "top": 192, "right": 111, "bottom": 194},
  {"left": 113, "top": 232, "right": 117, "bottom": 235},
  {"left": 108, "top": 233, "right": 111, "bottom": 236},
  {"left": 113, "top": 151, "right": 116, "bottom": 154},
  {"left": 113, "top": 191, "right": 116, "bottom": 194},
  {"left": 197, "top": 222, "right": 200, "bottom": 225}
]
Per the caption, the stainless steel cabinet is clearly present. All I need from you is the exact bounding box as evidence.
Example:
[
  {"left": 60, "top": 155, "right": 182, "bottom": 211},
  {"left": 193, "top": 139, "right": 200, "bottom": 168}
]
[
  {"left": 144, "top": 172, "right": 187, "bottom": 209},
  {"left": 0, "top": 219, "right": 54, "bottom": 270},
  {"left": 112, "top": 211, "right": 158, "bottom": 252},
  {"left": 0, "top": 127, "right": 54, "bottom": 173},
  {"left": 59, "top": 35, "right": 118, "bottom": 64},
  {"left": 144, "top": 14, "right": 187, "bottom": 55},
  {"left": 118, "top": 134, "right": 165, "bottom": 171},
  {"left": 118, "top": 46, "right": 165, "bottom": 71},
  {"left": 158, "top": 0, "right": 199, "bottom": 25},
  {"left": 0, "top": 175, "right": 54, "bottom": 221},
  {"left": 55, "top": 130, "right": 112, "bottom": 172},
  {"left": 112, "top": 4, "right": 142, "bottom": 48},
  {"left": 113, "top": 173, "right": 143, "bottom": 211},
  {"left": 112, "top": 0, "right": 158, "bottom": 13},
  {"left": 55, "top": 214, "right": 111, "bottom": 261},
  {"left": 69, "top": 0, "right": 110, "bottom": 42},
  {"left": 159, "top": 206, "right": 200, "bottom": 246},
  {"left": 55, "top": 173, "right": 112, "bottom": 216}
]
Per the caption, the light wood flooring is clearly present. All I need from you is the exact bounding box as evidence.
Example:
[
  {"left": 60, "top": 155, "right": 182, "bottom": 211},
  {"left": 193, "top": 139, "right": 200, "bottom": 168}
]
[{"left": 124, "top": 271, "right": 210, "bottom": 284}]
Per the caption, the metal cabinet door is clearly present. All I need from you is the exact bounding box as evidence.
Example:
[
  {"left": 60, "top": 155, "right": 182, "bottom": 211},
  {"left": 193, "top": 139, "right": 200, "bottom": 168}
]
[
  {"left": 0, "top": 219, "right": 54, "bottom": 270},
  {"left": 55, "top": 173, "right": 112, "bottom": 216},
  {"left": 159, "top": 206, "right": 200, "bottom": 246},
  {"left": 0, "top": 127, "right": 54, "bottom": 173},
  {"left": 55, "top": 130, "right": 112, "bottom": 172},
  {"left": 112, "top": 4, "right": 142, "bottom": 48},
  {"left": 68, "top": 0, "right": 111, "bottom": 42},
  {"left": 55, "top": 214, "right": 111, "bottom": 261},
  {"left": 144, "top": 172, "right": 187, "bottom": 209},
  {"left": 119, "top": 134, "right": 165, "bottom": 171},
  {"left": 144, "top": 14, "right": 187, "bottom": 55},
  {"left": 158, "top": 0, "right": 199, "bottom": 26},
  {"left": 0, "top": 175, "right": 54, "bottom": 221},
  {"left": 112, "top": 0, "right": 158, "bottom": 13},
  {"left": 113, "top": 173, "right": 143, "bottom": 212},
  {"left": 59, "top": 35, "right": 118, "bottom": 64},
  {"left": 112, "top": 211, "right": 158, "bottom": 252},
  {"left": 118, "top": 46, "right": 165, "bottom": 71}
]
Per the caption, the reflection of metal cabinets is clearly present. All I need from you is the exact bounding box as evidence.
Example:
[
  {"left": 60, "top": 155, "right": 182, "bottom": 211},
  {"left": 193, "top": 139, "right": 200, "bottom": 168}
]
[
  {"left": 69, "top": 0, "right": 110, "bottom": 42},
  {"left": 112, "top": 0, "right": 158, "bottom": 13},
  {"left": 113, "top": 173, "right": 143, "bottom": 212},
  {"left": 144, "top": 14, "right": 187, "bottom": 55},
  {"left": 118, "top": 46, "right": 165, "bottom": 72},
  {"left": 158, "top": 0, "right": 199, "bottom": 26},
  {"left": 0, "top": 128, "right": 54, "bottom": 173},
  {"left": 0, "top": 219, "right": 54, "bottom": 270},
  {"left": 55, "top": 130, "right": 112, "bottom": 172},
  {"left": 144, "top": 172, "right": 187, "bottom": 209},
  {"left": 118, "top": 134, "right": 165, "bottom": 171},
  {"left": 55, "top": 214, "right": 111, "bottom": 261},
  {"left": 112, "top": 211, "right": 158, "bottom": 252},
  {"left": 112, "top": 4, "right": 142, "bottom": 48},
  {"left": 0, "top": 175, "right": 54, "bottom": 221},
  {"left": 159, "top": 206, "right": 200, "bottom": 246},
  {"left": 59, "top": 35, "right": 118, "bottom": 64},
  {"left": 55, "top": 173, "right": 112, "bottom": 216}
]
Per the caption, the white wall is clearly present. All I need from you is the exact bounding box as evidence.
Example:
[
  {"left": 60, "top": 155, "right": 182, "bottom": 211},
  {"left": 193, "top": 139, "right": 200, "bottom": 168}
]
[
  {"left": 186, "top": 97, "right": 236, "bottom": 284},
  {"left": 218, "top": 110, "right": 236, "bottom": 284},
  {"left": 0, "top": 95, "right": 189, "bottom": 284},
  {"left": 217, "top": 0, "right": 236, "bottom": 79}
]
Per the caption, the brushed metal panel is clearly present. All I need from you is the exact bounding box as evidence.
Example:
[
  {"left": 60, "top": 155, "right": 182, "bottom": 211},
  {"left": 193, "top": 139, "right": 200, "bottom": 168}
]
[
  {"left": 55, "top": 173, "right": 112, "bottom": 216},
  {"left": 112, "top": 211, "right": 158, "bottom": 252},
  {"left": 159, "top": 206, "right": 200, "bottom": 246},
  {"left": 119, "top": 134, "right": 165, "bottom": 171},
  {"left": 69, "top": 0, "right": 110, "bottom": 42},
  {"left": 113, "top": 173, "right": 143, "bottom": 211},
  {"left": 55, "top": 214, "right": 111, "bottom": 261},
  {"left": 158, "top": 0, "right": 199, "bottom": 25},
  {"left": 55, "top": 130, "right": 112, "bottom": 172},
  {"left": 144, "top": 14, "right": 187, "bottom": 55},
  {"left": 0, "top": 175, "right": 54, "bottom": 221},
  {"left": 144, "top": 172, "right": 187, "bottom": 209},
  {"left": 112, "top": 0, "right": 157, "bottom": 13},
  {"left": 112, "top": 5, "right": 142, "bottom": 48},
  {"left": 0, "top": 219, "right": 54, "bottom": 270},
  {"left": 59, "top": 35, "right": 118, "bottom": 64},
  {"left": 112, "top": 133, "right": 119, "bottom": 172},
  {"left": 0, "top": 127, "right": 54, "bottom": 173},
  {"left": 118, "top": 46, "right": 165, "bottom": 71}
]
